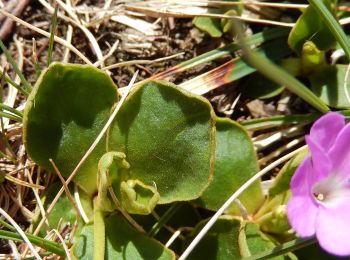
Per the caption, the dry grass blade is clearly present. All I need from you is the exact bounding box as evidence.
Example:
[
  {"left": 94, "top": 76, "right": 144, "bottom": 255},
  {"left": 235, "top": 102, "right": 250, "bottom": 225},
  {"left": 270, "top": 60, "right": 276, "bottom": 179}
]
[
  {"left": 125, "top": 4, "right": 294, "bottom": 27},
  {"left": 103, "top": 52, "right": 184, "bottom": 70},
  {"left": 0, "top": 9, "right": 92, "bottom": 64},
  {"left": 49, "top": 159, "right": 81, "bottom": 221},
  {"left": 179, "top": 60, "right": 235, "bottom": 95},
  {"left": 3, "top": 174, "right": 44, "bottom": 189},
  {"left": 38, "top": 0, "right": 104, "bottom": 66}
]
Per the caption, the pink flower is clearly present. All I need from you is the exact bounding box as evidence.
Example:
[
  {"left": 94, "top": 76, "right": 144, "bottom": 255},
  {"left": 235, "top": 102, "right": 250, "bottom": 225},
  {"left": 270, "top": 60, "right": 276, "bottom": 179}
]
[{"left": 287, "top": 112, "right": 350, "bottom": 256}]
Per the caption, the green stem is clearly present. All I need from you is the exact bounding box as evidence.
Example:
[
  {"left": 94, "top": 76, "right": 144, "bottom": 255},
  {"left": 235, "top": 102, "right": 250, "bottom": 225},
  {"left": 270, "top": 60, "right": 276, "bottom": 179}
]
[
  {"left": 308, "top": 0, "right": 350, "bottom": 60},
  {"left": 93, "top": 197, "right": 106, "bottom": 260},
  {"left": 0, "top": 230, "right": 65, "bottom": 256}
]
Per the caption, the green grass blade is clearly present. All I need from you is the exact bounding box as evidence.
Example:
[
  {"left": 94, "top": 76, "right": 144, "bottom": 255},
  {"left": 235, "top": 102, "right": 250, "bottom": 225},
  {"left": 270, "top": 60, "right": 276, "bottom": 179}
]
[
  {"left": 180, "top": 27, "right": 290, "bottom": 70},
  {"left": 0, "top": 218, "right": 16, "bottom": 231},
  {"left": 241, "top": 113, "right": 320, "bottom": 130},
  {"left": 242, "top": 110, "right": 350, "bottom": 130},
  {"left": 153, "top": 27, "right": 289, "bottom": 80},
  {"left": 0, "top": 71, "right": 29, "bottom": 96},
  {"left": 47, "top": 7, "right": 58, "bottom": 66},
  {"left": 243, "top": 237, "right": 317, "bottom": 260},
  {"left": 148, "top": 203, "right": 182, "bottom": 237},
  {"left": 0, "top": 103, "right": 23, "bottom": 118},
  {"left": 0, "top": 40, "right": 32, "bottom": 93},
  {"left": 243, "top": 51, "right": 329, "bottom": 112},
  {"left": 308, "top": 0, "right": 350, "bottom": 60},
  {"left": 0, "top": 230, "right": 65, "bottom": 256},
  {"left": 0, "top": 111, "right": 22, "bottom": 122}
]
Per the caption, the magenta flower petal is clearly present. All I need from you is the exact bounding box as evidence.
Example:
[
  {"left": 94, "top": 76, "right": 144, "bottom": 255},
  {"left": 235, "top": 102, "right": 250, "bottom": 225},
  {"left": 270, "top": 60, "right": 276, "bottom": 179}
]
[
  {"left": 305, "top": 136, "right": 332, "bottom": 182},
  {"left": 309, "top": 112, "right": 345, "bottom": 152},
  {"left": 287, "top": 194, "right": 318, "bottom": 237},
  {"left": 287, "top": 113, "right": 350, "bottom": 256},
  {"left": 316, "top": 200, "right": 350, "bottom": 256},
  {"left": 329, "top": 122, "right": 350, "bottom": 178},
  {"left": 287, "top": 158, "right": 318, "bottom": 236}
]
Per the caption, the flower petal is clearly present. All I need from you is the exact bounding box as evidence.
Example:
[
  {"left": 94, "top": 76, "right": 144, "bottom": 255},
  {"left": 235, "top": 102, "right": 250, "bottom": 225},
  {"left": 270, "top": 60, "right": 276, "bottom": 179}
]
[
  {"left": 309, "top": 112, "right": 345, "bottom": 152},
  {"left": 305, "top": 136, "right": 332, "bottom": 182},
  {"left": 316, "top": 200, "right": 350, "bottom": 256},
  {"left": 329, "top": 122, "right": 350, "bottom": 178},
  {"left": 287, "top": 158, "right": 318, "bottom": 237}
]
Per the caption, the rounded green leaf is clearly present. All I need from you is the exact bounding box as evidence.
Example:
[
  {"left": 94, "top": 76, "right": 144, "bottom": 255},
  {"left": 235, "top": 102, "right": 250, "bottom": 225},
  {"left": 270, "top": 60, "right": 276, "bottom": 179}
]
[
  {"left": 72, "top": 213, "right": 175, "bottom": 259},
  {"left": 197, "top": 117, "right": 264, "bottom": 215},
  {"left": 23, "top": 63, "right": 118, "bottom": 195},
  {"left": 109, "top": 80, "right": 216, "bottom": 204}
]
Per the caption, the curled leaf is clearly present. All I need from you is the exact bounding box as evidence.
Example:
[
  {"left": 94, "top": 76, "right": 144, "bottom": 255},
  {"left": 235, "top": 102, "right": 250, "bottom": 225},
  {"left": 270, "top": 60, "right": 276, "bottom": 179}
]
[{"left": 120, "top": 179, "right": 160, "bottom": 215}]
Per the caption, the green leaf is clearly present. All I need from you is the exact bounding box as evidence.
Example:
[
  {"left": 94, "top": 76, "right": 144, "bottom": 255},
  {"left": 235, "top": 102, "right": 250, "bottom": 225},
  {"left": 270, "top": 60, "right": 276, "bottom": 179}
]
[
  {"left": 72, "top": 213, "right": 175, "bottom": 259},
  {"left": 310, "top": 64, "right": 350, "bottom": 108},
  {"left": 23, "top": 63, "right": 118, "bottom": 195},
  {"left": 288, "top": 1, "right": 336, "bottom": 54},
  {"left": 197, "top": 117, "right": 264, "bottom": 215},
  {"left": 109, "top": 80, "right": 216, "bottom": 204},
  {"left": 193, "top": 17, "right": 223, "bottom": 38}
]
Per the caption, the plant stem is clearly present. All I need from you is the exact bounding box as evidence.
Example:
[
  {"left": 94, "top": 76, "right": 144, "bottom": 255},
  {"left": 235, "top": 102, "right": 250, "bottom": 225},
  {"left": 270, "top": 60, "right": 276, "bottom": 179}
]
[{"left": 93, "top": 197, "right": 106, "bottom": 260}]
